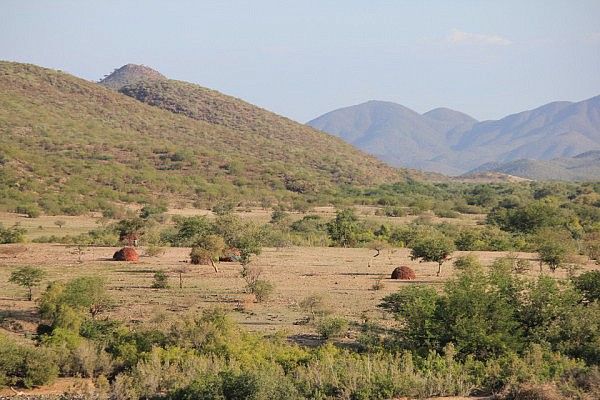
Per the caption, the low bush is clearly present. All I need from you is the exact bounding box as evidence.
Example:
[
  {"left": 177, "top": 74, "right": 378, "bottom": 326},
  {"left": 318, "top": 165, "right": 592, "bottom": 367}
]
[
  {"left": 316, "top": 317, "right": 348, "bottom": 340},
  {"left": 152, "top": 271, "right": 169, "bottom": 289},
  {"left": 248, "top": 279, "right": 274, "bottom": 303},
  {"left": 0, "top": 334, "right": 58, "bottom": 388}
]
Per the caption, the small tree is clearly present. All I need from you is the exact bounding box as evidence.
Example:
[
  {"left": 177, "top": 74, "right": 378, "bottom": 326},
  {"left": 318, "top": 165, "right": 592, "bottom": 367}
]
[
  {"left": 190, "top": 234, "right": 225, "bottom": 272},
  {"left": 70, "top": 243, "right": 89, "bottom": 263},
  {"left": 269, "top": 208, "right": 290, "bottom": 226},
  {"left": 54, "top": 220, "right": 66, "bottom": 229},
  {"left": 327, "top": 208, "right": 368, "bottom": 247},
  {"left": 367, "top": 239, "right": 388, "bottom": 267},
  {"left": 536, "top": 229, "right": 576, "bottom": 273},
  {"left": 572, "top": 270, "right": 600, "bottom": 302},
  {"left": 410, "top": 234, "right": 455, "bottom": 276},
  {"left": 115, "top": 217, "right": 146, "bottom": 246},
  {"left": 151, "top": 271, "right": 169, "bottom": 289},
  {"left": 9, "top": 266, "right": 46, "bottom": 301}
]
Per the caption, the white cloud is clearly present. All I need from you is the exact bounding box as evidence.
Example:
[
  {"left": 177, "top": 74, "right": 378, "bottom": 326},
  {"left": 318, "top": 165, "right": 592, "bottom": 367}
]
[
  {"left": 446, "top": 29, "right": 512, "bottom": 46},
  {"left": 586, "top": 32, "right": 600, "bottom": 44}
]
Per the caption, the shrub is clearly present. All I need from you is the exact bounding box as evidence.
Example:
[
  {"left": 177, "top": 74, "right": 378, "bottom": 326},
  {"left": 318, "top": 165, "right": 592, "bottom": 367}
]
[
  {"left": 152, "top": 271, "right": 169, "bottom": 289},
  {"left": 0, "top": 224, "right": 26, "bottom": 244},
  {"left": 382, "top": 206, "right": 406, "bottom": 217},
  {"left": 299, "top": 295, "right": 331, "bottom": 321},
  {"left": 16, "top": 204, "right": 41, "bottom": 218},
  {"left": 572, "top": 271, "right": 600, "bottom": 302},
  {"left": 0, "top": 334, "right": 58, "bottom": 388},
  {"left": 39, "top": 277, "right": 112, "bottom": 329},
  {"left": 144, "top": 244, "right": 165, "bottom": 257},
  {"left": 317, "top": 317, "right": 348, "bottom": 340},
  {"left": 212, "top": 201, "right": 235, "bottom": 216},
  {"left": 371, "top": 275, "right": 385, "bottom": 291},
  {"left": 248, "top": 280, "right": 274, "bottom": 303}
]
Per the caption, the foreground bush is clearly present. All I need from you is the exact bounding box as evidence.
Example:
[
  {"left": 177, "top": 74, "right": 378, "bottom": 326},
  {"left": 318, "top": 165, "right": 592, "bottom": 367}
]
[{"left": 0, "top": 334, "right": 58, "bottom": 388}]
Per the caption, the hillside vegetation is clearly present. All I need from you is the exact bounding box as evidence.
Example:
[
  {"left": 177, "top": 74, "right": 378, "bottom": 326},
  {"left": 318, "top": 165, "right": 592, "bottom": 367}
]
[{"left": 0, "top": 61, "right": 408, "bottom": 215}]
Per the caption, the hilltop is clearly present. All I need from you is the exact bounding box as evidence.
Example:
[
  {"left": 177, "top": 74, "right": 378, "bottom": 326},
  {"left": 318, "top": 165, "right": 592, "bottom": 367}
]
[
  {"left": 98, "top": 63, "right": 166, "bottom": 89},
  {"left": 0, "top": 61, "right": 409, "bottom": 215},
  {"left": 309, "top": 96, "right": 600, "bottom": 178}
]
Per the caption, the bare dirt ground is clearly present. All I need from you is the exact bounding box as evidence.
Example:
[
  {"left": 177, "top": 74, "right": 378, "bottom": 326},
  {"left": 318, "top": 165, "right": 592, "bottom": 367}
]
[{"left": 0, "top": 243, "right": 591, "bottom": 340}]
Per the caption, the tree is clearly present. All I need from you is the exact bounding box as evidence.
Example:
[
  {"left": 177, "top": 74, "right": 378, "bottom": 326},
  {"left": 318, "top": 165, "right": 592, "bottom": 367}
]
[
  {"left": 583, "top": 232, "right": 600, "bottom": 264},
  {"left": 213, "top": 215, "right": 264, "bottom": 265},
  {"left": 115, "top": 217, "right": 146, "bottom": 246},
  {"left": 535, "top": 229, "right": 576, "bottom": 273},
  {"left": 327, "top": 208, "right": 370, "bottom": 247},
  {"left": 9, "top": 266, "right": 46, "bottom": 301},
  {"left": 410, "top": 234, "right": 455, "bottom": 276},
  {"left": 190, "top": 234, "right": 225, "bottom": 272},
  {"left": 487, "top": 199, "right": 570, "bottom": 234},
  {"left": 168, "top": 215, "right": 213, "bottom": 247},
  {"left": 54, "top": 220, "right": 66, "bottom": 229},
  {"left": 39, "top": 277, "right": 112, "bottom": 330}
]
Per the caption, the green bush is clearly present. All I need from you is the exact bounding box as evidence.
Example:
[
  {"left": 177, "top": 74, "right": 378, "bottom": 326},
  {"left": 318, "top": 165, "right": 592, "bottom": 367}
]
[
  {"left": 316, "top": 317, "right": 348, "bottom": 340},
  {"left": 0, "top": 334, "right": 58, "bottom": 388},
  {"left": 248, "top": 280, "right": 274, "bottom": 303},
  {"left": 0, "top": 224, "right": 26, "bottom": 244},
  {"left": 152, "top": 271, "right": 169, "bottom": 289},
  {"left": 16, "top": 204, "right": 41, "bottom": 218},
  {"left": 572, "top": 271, "right": 600, "bottom": 302}
]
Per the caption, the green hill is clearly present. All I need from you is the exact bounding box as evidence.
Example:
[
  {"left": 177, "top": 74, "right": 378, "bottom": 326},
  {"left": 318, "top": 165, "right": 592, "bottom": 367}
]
[{"left": 0, "top": 61, "right": 408, "bottom": 215}]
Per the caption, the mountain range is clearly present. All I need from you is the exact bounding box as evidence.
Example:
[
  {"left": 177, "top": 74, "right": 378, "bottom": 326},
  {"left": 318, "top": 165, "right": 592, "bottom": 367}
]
[{"left": 308, "top": 96, "right": 600, "bottom": 179}]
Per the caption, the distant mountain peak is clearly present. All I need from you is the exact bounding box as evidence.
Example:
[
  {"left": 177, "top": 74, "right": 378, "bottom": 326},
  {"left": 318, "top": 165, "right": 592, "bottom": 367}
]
[
  {"left": 99, "top": 64, "right": 165, "bottom": 90},
  {"left": 423, "top": 107, "right": 478, "bottom": 123}
]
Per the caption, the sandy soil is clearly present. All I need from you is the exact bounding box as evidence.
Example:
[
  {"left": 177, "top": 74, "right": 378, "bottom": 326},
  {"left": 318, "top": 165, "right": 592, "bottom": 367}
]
[{"left": 0, "top": 243, "right": 590, "bottom": 339}]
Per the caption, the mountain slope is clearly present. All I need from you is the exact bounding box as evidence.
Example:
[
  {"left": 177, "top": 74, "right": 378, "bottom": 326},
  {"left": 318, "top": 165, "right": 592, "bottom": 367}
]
[
  {"left": 0, "top": 61, "right": 408, "bottom": 214},
  {"left": 422, "top": 107, "right": 477, "bottom": 144},
  {"left": 451, "top": 98, "right": 600, "bottom": 170},
  {"left": 465, "top": 151, "right": 600, "bottom": 181},
  {"left": 307, "top": 101, "right": 462, "bottom": 171},
  {"left": 309, "top": 96, "right": 600, "bottom": 177}
]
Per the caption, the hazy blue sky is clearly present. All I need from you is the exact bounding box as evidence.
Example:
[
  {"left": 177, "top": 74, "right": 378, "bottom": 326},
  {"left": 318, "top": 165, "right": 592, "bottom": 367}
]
[{"left": 2, "top": 1, "right": 599, "bottom": 122}]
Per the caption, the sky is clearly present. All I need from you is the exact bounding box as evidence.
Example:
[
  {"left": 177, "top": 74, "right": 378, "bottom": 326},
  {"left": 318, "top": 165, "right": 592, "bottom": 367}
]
[{"left": 2, "top": 0, "right": 600, "bottom": 122}]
